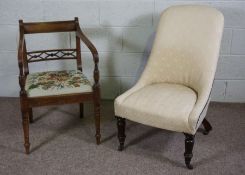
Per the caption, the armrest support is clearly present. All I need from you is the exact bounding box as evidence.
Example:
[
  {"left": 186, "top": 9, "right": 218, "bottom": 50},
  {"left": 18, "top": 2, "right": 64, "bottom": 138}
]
[
  {"left": 75, "top": 25, "right": 99, "bottom": 88},
  {"left": 18, "top": 20, "right": 27, "bottom": 92}
]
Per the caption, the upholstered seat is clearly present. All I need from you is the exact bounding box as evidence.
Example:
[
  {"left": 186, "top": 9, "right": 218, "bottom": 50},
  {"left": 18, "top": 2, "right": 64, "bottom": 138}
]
[
  {"left": 25, "top": 70, "right": 92, "bottom": 97},
  {"left": 115, "top": 83, "right": 197, "bottom": 133}
]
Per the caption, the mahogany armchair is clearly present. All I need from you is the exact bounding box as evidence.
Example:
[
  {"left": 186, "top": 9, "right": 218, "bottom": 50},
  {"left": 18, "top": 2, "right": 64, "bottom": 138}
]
[
  {"left": 18, "top": 18, "right": 100, "bottom": 154},
  {"left": 115, "top": 5, "right": 224, "bottom": 169}
]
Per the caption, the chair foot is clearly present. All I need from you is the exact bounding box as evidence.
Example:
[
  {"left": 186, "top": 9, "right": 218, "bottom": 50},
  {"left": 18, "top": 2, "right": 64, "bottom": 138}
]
[
  {"left": 185, "top": 163, "right": 193, "bottom": 170},
  {"left": 184, "top": 133, "right": 195, "bottom": 170},
  {"left": 116, "top": 116, "right": 126, "bottom": 151},
  {"left": 118, "top": 144, "right": 124, "bottom": 151},
  {"left": 24, "top": 143, "right": 30, "bottom": 154},
  {"left": 79, "top": 103, "right": 84, "bottom": 118},
  {"left": 202, "top": 118, "right": 212, "bottom": 135},
  {"left": 96, "top": 134, "right": 101, "bottom": 145},
  {"left": 203, "top": 130, "right": 209, "bottom": 135}
]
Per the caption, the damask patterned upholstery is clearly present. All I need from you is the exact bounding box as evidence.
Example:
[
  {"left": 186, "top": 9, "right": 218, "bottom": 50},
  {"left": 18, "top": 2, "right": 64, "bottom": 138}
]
[
  {"left": 115, "top": 5, "right": 224, "bottom": 134},
  {"left": 25, "top": 70, "right": 92, "bottom": 97},
  {"left": 116, "top": 83, "right": 197, "bottom": 133}
]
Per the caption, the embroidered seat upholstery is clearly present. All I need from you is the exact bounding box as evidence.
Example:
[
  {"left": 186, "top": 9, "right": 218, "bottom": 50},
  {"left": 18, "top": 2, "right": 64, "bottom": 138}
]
[{"left": 25, "top": 70, "right": 92, "bottom": 97}]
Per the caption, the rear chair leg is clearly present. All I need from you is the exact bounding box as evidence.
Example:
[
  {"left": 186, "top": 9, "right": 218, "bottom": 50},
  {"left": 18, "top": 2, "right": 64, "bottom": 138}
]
[
  {"left": 184, "top": 133, "right": 195, "bottom": 169},
  {"left": 202, "top": 118, "right": 212, "bottom": 135},
  {"left": 94, "top": 102, "right": 101, "bottom": 145},
  {"left": 116, "top": 116, "right": 126, "bottom": 151}
]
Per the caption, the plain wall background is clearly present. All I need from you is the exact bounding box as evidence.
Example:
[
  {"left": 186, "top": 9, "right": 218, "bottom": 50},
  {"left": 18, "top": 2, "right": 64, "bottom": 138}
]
[{"left": 0, "top": 0, "right": 245, "bottom": 102}]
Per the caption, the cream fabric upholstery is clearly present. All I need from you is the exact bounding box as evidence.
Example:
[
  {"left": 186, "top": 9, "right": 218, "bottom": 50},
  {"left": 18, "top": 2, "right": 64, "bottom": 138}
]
[
  {"left": 115, "top": 5, "right": 224, "bottom": 134},
  {"left": 116, "top": 83, "right": 197, "bottom": 133},
  {"left": 25, "top": 70, "right": 92, "bottom": 97}
]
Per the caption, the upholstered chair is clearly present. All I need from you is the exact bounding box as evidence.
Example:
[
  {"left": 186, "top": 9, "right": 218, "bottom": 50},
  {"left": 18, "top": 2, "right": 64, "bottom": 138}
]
[{"left": 114, "top": 5, "right": 224, "bottom": 169}]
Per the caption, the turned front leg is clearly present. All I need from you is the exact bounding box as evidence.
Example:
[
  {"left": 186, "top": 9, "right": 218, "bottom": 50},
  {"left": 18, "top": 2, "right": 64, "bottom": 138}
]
[
  {"left": 22, "top": 111, "right": 30, "bottom": 154},
  {"left": 184, "top": 133, "right": 195, "bottom": 169},
  {"left": 116, "top": 116, "right": 126, "bottom": 151}
]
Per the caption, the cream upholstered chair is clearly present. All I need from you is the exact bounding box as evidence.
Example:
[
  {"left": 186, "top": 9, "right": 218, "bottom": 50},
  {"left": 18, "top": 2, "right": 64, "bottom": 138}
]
[{"left": 114, "top": 5, "right": 224, "bottom": 169}]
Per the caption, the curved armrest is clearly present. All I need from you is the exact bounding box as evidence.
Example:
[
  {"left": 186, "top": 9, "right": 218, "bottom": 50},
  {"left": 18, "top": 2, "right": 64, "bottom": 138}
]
[
  {"left": 76, "top": 26, "right": 99, "bottom": 88},
  {"left": 188, "top": 81, "right": 214, "bottom": 134}
]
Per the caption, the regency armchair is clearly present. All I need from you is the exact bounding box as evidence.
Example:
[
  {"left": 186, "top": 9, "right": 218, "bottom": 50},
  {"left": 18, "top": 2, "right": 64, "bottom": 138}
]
[
  {"left": 18, "top": 18, "right": 100, "bottom": 154},
  {"left": 114, "top": 5, "right": 224, "bottom": 169}
]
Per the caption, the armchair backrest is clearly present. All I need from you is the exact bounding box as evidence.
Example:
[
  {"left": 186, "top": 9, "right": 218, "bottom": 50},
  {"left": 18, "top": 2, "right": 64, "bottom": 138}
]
[
  {"left": 18, "top": 17, "right": 98, "bottom": 77},
  {"left": 140, "top": 5, "right": 224, "bottom": 98}
]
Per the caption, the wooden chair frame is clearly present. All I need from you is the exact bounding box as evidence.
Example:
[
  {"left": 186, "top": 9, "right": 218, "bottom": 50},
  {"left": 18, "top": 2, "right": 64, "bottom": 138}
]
[{"left": 18, "top": 17, "right": 100, "bottom": 154}]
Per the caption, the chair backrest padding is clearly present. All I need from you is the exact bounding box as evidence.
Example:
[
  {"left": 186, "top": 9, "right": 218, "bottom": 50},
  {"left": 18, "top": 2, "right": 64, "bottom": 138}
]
[{"left": 138, "top": 5, "right": 224, "bottom": 132}]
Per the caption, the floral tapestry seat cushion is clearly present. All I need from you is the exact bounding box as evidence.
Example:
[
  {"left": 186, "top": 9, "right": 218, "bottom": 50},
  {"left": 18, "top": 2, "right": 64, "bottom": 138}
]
[{"left": 25, "top": 70, "right": 92, "bottom": 97}]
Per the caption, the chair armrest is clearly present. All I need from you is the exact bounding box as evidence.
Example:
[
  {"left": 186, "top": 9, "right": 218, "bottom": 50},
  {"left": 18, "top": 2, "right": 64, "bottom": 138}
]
[
  {"left": 76, "top": 26, "right": 99, "bottom": 88},
  {"left": 114, "top": 80, "right": 146, "bottom": 106},
  {"left": 188, "top": 82, "right": 214, "bottom": 134}
]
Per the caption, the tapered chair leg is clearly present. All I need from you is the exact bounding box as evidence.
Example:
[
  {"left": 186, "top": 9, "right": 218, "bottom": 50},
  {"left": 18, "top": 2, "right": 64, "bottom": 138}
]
[
  {"left": 94, "top": 102, "right": 101, "bottom": 145},
  {"left": 184, "top": 133, "right": 195, "bottom": 169},
  {"left": 22, "top": 111, "right": 30, "bottom": 154},
  {"left": 202, "top": 118, "right": 212, "bottom": 135},
  {"left": 29, "top": 108, "right": 33, "bottom": 123},
  {"left": 79, "top": 103, "right": 84, "bottom": 118},
  {"left": 116, "top": 116, "right": 126, "bottom": 151}
]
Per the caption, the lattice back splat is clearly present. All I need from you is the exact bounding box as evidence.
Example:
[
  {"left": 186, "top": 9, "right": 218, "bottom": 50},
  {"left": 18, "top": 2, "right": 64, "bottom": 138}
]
[{"left": 27, "top": 49, "right": 77, "bottom": 63}]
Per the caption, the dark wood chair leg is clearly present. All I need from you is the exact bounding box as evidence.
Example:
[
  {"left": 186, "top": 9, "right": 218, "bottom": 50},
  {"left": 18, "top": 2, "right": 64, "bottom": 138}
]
[
  {"left": 202, "top": 118, "right": 212, "bottom": 135},
  {"left": 116, "top": 116, "right": 126, "bottom": 151},
  {"left": 29, "top": 108, "right": 33, "bottom": 123},
  {"left": 184, "top": 133, "right": 195, "bottom": 169},
  {"left": 94, "top": 102, "right": 101, "bottom": 145},
  {"left": 22, "top": 111, "right": 30, "bottom": 154},
  {"left": 79, "top": 103, "right": 84, "bottom": 118}
]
